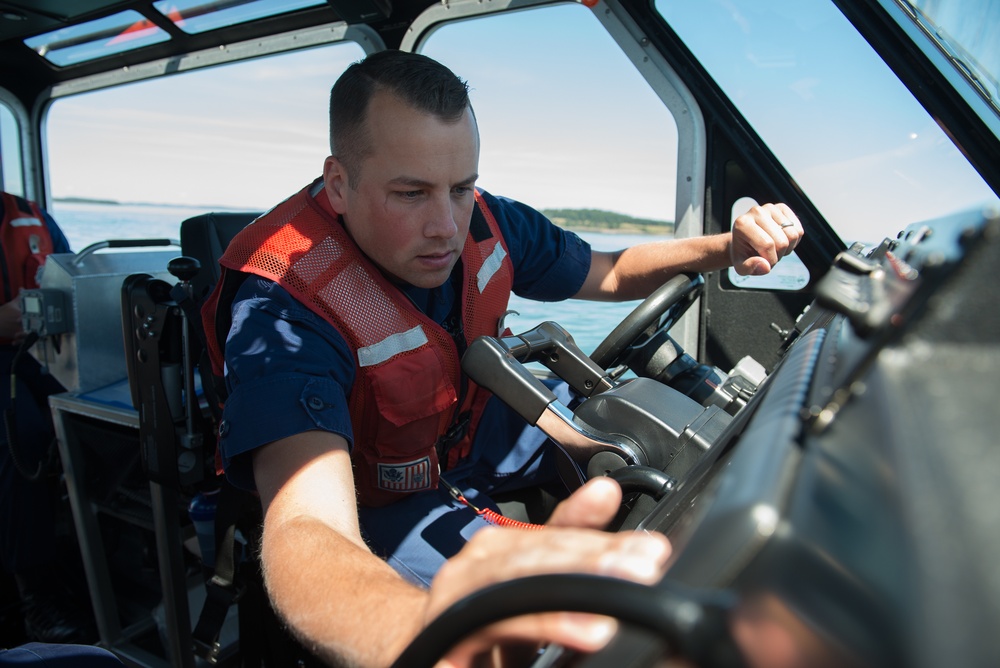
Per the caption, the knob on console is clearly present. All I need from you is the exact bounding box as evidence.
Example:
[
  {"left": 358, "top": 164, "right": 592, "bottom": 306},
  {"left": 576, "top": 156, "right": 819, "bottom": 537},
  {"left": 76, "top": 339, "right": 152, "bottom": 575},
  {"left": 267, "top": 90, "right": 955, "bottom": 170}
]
[{"left": 167, "top": 256, "right": 201, "bottom": 283}]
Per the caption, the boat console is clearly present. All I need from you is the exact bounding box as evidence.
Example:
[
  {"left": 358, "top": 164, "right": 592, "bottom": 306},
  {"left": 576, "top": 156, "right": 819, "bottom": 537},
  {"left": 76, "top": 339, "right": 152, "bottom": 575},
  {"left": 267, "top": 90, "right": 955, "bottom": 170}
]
[{"left": 394, "top": 205, "right": 1000, "bottom": 667}]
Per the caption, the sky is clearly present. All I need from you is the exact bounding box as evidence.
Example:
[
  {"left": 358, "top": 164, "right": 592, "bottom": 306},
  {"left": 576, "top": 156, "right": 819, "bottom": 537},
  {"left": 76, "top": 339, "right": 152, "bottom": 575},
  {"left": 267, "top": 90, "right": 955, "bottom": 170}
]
[
  {"left": 46, "top": 4, "right": 678, "bottom": 222},
  {"left": 41, "top": 0, "right": 1000, "bottom": 245}
]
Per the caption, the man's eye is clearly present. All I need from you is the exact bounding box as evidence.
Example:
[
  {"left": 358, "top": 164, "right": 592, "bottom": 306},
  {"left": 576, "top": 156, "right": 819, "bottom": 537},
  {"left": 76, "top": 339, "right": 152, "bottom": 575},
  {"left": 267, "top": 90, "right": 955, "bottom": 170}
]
[{"left": 399, "top": 190, "right": 422, "bottom": 199}]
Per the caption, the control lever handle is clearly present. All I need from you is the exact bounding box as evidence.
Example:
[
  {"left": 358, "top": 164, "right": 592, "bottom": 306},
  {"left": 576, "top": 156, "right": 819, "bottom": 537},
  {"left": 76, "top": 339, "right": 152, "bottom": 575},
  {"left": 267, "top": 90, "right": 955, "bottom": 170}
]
[
  {"left": 463, "top": 335, "right": 645, "bottom": 485},
  {"left": 462, "top": 336, "right": 557, "bottom": 425},
  {"left": 498, "top": 321, "right": 614, "bottom": 398}
]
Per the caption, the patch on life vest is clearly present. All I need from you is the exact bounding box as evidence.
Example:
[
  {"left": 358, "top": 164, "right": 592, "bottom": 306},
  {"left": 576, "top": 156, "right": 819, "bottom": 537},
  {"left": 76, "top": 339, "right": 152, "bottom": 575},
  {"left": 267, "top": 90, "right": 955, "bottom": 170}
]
[{"left": 377, "top": 457, "right": 432, "bottom": 492}]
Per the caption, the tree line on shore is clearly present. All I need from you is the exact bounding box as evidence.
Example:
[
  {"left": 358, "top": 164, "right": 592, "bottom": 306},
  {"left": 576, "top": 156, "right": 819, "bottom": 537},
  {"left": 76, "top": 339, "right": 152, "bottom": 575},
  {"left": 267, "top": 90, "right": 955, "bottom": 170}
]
[{"left": 542, "top": 208, "right": 674, "bottom": 235}]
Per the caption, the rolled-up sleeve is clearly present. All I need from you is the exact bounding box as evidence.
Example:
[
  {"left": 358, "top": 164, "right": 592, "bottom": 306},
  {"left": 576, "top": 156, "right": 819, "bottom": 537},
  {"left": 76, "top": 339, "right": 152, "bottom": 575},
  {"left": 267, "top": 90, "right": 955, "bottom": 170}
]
[
  {"left": 217, "top": 277, "right": 355, "bottom": 490},
  {"left": 477, "top": 190, "right": 592, "bottom": 302}
]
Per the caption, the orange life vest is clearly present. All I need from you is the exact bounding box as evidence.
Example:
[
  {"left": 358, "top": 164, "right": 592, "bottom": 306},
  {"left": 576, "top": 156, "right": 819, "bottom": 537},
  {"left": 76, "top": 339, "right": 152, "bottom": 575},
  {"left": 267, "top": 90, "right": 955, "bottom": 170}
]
[
  {"left": 0, "top": 193, "right": 57, "bottom": 346},
  {"left": 0, "top": 192, "right": 56, "bottom": 306},
  {"left": 202, "top": 182, "right": 513, "bottom": 507}
]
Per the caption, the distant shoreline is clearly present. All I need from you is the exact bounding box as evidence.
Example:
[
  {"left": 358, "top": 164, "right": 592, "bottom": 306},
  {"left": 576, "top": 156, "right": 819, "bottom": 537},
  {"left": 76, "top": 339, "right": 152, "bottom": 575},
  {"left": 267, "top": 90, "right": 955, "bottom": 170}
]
[
  {"left": 54, "top": 196, "right": 249, "bottom": 212},
  {"left": 53, "top": 197, "right": 675, "bottom": 235},
  {"left": 55, "top": 196, "right": 119, "bottom": 206},
  {"left": 542, "top": 208, "right": 674, "bottom": 236},
  {"left": 556, "top": 224, "right": 674, "bottom": 236}
]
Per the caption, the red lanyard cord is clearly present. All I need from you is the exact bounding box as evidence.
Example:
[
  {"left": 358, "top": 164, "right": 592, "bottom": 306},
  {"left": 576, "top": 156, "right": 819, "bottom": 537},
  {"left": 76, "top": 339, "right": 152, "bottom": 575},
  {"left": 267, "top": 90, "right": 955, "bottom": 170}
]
[{"left": 440, "top": 478, "right": 544, "bottom": 531}]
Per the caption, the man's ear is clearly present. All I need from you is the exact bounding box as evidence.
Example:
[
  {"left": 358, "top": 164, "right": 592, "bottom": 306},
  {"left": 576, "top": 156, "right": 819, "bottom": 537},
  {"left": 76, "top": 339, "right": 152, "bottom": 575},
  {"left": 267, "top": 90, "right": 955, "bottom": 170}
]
[{"left": 323, "top": 155, "right": 349, "bottom": 214}]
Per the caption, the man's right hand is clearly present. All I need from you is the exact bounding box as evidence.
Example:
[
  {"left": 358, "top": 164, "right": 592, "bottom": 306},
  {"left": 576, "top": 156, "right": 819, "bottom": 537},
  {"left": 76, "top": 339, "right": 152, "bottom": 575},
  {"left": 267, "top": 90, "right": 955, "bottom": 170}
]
[{"left": 427, "top": 477, "right": 673, "bottom": 667}]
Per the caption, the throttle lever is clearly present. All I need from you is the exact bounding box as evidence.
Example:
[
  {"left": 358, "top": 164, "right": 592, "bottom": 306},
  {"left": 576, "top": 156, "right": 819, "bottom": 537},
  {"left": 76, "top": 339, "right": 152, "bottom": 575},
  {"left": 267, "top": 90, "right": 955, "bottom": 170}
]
[
  {"left": 498, "top": 321, "right": 614, "bottom": 398},
  {"left": 463, "top": 336, "right": 645, "bottom": 484},
  {"left": 462, "top": 335, "right": 558, "bottom": 425}
]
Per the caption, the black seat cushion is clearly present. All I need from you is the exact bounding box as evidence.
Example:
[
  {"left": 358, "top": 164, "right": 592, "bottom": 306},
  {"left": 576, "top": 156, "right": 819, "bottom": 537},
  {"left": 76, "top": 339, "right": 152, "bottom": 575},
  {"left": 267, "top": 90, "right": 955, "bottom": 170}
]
[{"left": 179, "top": 212, "right": 260, "bottom": 299}]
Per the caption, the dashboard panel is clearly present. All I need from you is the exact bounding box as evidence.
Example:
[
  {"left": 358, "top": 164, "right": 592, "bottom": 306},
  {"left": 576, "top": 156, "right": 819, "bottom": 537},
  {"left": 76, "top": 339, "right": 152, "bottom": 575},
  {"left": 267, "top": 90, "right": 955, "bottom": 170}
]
[{"left": 615, "top": 206, "right": 1000, "bottom": 667}]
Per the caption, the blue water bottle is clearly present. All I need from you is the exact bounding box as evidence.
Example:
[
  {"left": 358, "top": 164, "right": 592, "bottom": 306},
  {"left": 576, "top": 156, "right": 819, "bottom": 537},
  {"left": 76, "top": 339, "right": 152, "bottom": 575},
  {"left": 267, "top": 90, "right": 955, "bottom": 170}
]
[{"left": 189, "top": 489, "right": 219, "bottom": 570}]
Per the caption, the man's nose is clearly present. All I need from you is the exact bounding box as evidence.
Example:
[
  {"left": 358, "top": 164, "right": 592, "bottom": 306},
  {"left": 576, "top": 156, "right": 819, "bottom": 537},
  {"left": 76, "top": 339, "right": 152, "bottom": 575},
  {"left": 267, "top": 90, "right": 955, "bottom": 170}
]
[{"left": 424, "top": 195, "right": 459, "bottom": 239}]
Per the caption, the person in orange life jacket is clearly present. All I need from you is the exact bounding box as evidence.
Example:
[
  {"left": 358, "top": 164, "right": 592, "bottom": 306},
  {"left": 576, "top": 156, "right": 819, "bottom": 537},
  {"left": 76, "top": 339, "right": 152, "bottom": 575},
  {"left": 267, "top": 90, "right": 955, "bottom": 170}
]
[
  {"left": 202, "top": 50, "right": 804, "bottom": 667},
  {"left": 0, "top": 192, "right": 92, "bottom": 645}
]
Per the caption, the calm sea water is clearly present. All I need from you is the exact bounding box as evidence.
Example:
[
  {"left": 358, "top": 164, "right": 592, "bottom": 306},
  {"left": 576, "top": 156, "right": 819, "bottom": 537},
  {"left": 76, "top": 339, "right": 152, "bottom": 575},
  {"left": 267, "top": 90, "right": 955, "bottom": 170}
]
[{"left": 49, "top": 200, "right": 670, "bottom": 355}]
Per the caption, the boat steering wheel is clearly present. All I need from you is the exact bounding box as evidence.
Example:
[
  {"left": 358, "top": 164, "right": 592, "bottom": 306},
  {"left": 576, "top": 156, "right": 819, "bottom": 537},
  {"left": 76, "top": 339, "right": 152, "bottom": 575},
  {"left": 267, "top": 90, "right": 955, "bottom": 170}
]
[{"left": 590, "top": 273, "right": 704, "bottom": 370}]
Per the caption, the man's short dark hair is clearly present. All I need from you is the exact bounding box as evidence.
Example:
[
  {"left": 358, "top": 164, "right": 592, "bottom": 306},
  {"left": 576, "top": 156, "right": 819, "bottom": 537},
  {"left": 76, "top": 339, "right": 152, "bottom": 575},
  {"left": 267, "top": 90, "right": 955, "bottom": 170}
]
[{"left": 329, "top": 50, "right": 472, "bottom": 188}]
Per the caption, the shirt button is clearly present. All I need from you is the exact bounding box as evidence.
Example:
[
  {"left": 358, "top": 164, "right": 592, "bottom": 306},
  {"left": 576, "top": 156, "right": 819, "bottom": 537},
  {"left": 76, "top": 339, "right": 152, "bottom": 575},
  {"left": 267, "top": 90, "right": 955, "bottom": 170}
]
[
  {"left": 307, "top": 396, "right": 324, "bottom": 410},
  {"left": 218, "top": 420, "right": 229, "bottom": 436}
]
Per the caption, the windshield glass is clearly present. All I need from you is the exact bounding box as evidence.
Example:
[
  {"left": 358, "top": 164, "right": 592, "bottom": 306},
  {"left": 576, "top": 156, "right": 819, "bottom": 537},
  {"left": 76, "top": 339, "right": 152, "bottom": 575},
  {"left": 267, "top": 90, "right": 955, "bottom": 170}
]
[
  {"left": 24, "top": 11, "right": 170, "bottom": 67},
  {"left": 153, "top": 0, "right": 326, "bottom": 34},
  {"left": 904, "top": 0, "right": 1000, "bottom": 113},
  {"left": 655, "top": 0, "right": 999, "bottom": 245}
]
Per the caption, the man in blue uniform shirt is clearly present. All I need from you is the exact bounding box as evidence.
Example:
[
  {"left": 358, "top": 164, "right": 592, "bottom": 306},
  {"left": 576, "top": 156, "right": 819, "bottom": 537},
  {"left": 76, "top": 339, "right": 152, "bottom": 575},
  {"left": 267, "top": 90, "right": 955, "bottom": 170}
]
[
  {"left": 206, "top": 50, "right": 803, "bottom": 666},
  {"left": 218, "top": 188, "right": 589, "bottom": 583}
]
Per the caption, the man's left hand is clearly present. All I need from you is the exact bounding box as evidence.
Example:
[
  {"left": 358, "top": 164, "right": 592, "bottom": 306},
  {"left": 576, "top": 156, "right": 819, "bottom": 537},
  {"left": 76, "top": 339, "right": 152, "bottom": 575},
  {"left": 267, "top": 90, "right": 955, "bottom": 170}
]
[{"left": 730, "top": 203, "right": 803, "bottom": 276}]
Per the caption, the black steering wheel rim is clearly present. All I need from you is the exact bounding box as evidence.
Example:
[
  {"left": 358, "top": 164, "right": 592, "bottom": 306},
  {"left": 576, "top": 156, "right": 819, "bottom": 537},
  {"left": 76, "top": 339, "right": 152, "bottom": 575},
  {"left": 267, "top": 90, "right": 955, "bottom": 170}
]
[{"left": 590, "top": 273, "right": 704, "bottom": 370}]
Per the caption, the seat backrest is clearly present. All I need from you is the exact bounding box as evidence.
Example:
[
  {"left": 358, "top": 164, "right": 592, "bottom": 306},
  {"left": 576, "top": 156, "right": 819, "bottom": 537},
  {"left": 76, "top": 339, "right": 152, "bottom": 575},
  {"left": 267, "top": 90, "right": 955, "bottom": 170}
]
[{"left": 180, "top": 212, "right": 260, "bottom": 299}]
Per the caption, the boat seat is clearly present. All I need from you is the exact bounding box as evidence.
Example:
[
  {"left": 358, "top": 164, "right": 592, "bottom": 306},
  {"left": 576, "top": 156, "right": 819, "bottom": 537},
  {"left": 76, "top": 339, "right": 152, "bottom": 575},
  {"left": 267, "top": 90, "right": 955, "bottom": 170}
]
[
  {"left": 121, "top": 211, "right": 258, "bottom": 488},
  {"left": 121, "top": 210, "right": 322, "bottom": 666},
  {"left": 179, "top": 211, "right": 260, "bottom": 300}
]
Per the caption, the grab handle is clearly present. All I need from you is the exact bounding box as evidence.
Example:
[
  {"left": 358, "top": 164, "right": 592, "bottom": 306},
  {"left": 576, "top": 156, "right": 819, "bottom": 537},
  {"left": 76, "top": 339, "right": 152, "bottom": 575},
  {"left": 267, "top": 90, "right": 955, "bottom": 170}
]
[{"left": 71, "top": 238, "right": 180, "bottom": 266}]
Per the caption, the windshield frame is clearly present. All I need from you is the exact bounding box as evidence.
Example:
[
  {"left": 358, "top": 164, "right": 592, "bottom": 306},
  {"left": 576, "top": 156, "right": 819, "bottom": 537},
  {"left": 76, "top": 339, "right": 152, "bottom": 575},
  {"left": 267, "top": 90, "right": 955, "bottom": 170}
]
[
  {"left": 834, "top": 0, "right": 1000, "bottom": 196},
  {"left": 897, "top": 0, "right": 1000, "bottom": 127}
]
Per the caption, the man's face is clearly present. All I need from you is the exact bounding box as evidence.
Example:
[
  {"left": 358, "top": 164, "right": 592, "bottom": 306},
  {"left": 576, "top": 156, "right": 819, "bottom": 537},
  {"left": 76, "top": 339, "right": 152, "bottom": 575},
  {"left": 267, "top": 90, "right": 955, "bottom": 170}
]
[{"left": 324, "top": 91, "right": 480, "bottom": 289}]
